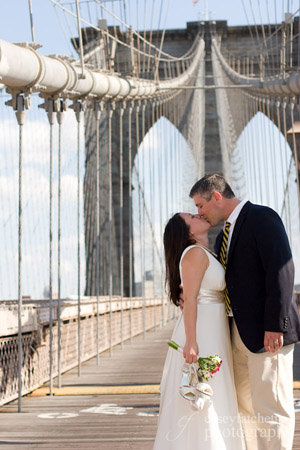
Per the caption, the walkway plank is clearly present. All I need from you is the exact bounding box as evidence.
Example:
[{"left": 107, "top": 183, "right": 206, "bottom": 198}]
[
  {"left": 0, "top": 322, "right": 174, "bottom": 450},
  {"left": 0, "top": 320, "right": 299, "bottom": 449}
]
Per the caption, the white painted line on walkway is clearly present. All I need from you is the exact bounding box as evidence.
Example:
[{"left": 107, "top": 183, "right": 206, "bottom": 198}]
[
  {"left": 80, "top": 403, "right": 134, "bottom": 415},
  {"left": 38, "top": 412, "right": 79, "bottom": 419}
]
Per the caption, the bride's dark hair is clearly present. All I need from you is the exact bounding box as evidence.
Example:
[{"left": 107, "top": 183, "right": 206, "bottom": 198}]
[{"left": 163, "top": 213, "right": 196, "bottom": 306}]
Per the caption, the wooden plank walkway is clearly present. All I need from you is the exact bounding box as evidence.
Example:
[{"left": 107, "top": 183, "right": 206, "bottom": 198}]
[{"left": 0, "top": 321, "right": 299, "bottom": 449}]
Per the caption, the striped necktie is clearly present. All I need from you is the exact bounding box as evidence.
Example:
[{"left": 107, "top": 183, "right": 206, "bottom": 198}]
[{"left": 219, "top": 221, "right": 231, "bottom": 315}]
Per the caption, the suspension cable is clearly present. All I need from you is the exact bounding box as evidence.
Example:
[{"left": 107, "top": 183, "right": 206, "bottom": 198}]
[
  {"left": 57, "top": 101, "right": 65, "bottom": 387},
  {"left": 75, "top": 0, "right": 85, "bottom": 77},
  {"left": 150, "top": 101, "right": 156, "bottom": 325},
  {"left": 281, "top": 99, "right": 292, "bottom": 229},
  {"left": 260, "top": 97, "right": 270, "bottom": 205},
  {"left": 141, "top": 100, "right": 146, "bottom": 336},
  {"left": 107, "top": 102, "right": 114, "bottom": 355},
  {"left": 13, "top": 93, "right": 28, "bottom": 413},
  {"left": 94, "top": 101, "right": 101, "bottom": 364},
  {"left": 289, "top": 99, "right": 300, "bottom": 212},
  {"left": 158, "top": 100, "right": 164, "bottom": 326},
  {"left": 72, "top": 100, "right": 84, "bottom": 375},
  {"left": 27, "top": 0, "right": 36, "bottom": 42},
  {"left": 276, "top": 98, "right": 289, "bottom": 223},
  {"left": 266, "top": 98, "right": 278, "bottom": 210},
  {"left": 128, "top": 102, "right": 133, "bottom": 342},
  {"left": 51, "top": 0, "right": 198, "bottom": 63},
  {"left": 47, "top": 99, "right": 55, "bottom": 396},
  {"left": 119, "top": 102, "right": 124, "bottom": 348}
]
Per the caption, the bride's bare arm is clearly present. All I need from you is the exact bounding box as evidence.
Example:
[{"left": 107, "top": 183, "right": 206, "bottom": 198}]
[{"left": 181, "top": 247, "right": 209, "bottom": 364}]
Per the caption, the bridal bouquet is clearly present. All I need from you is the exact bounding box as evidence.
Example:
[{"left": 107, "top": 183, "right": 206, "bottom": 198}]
[{"left": 168, "top": 340, "right": 223, "bottom": 410}]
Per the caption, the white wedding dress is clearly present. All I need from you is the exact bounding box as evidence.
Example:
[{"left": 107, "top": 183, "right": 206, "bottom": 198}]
[{"left": 153, "top": 245, "right": 245, "bottom": 449}]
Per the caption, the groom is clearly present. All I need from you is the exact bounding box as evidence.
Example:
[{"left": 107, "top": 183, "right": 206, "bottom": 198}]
[{"left": 189, "top": 173, "right": 300, "bottom": 450}]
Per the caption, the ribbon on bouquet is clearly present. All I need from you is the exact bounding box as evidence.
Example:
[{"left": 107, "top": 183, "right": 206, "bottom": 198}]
[{"left": 168, "top": 340, "right": 222, "bottom": 411}]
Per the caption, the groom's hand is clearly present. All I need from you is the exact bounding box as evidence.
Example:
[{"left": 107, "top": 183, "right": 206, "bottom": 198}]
[{"left": 264, "top": 331, "right": 284, "bottom": 353}]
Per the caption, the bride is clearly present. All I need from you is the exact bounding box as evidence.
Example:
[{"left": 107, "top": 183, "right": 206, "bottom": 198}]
[{"left": 153, "top": 213, "right": 245, "bottom": 449}]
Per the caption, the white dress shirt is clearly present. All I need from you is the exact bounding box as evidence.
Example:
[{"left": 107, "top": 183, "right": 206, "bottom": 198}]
[
  {"left": 223, "top": 199, "right": 248, "bottom": 317},
  {"left": 224, "top": 199, "right": 248, "bottom": 262}
]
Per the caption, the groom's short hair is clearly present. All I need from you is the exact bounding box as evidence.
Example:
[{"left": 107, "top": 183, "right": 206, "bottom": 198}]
[{"left": 189, "top": 173, "right": 235, "bottom": 200}]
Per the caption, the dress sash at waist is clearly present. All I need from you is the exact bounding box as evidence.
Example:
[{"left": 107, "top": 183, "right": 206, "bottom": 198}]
[{"left": 197, "top": 288, "right": 224, "bottom": 305}]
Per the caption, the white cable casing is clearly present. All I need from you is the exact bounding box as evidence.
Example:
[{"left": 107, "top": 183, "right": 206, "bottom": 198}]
[
  {"left": 0, "top": 37, "right": 205, "bottom": 101},
  {"left": 212, "top": 37, "right": 300, "bottom": 96}
]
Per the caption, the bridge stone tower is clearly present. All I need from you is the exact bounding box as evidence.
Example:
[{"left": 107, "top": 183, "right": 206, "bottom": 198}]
[
  {"left": 81, "top": 19, "right": 300, "bottom": 296},
  {"left": 83, "top": 22, "right": 203, "bottom": 296}
]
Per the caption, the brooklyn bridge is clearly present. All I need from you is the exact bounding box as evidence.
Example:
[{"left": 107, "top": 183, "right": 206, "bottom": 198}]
[{"left": 0, "top": 0, "right": 299, "bottom": 448}]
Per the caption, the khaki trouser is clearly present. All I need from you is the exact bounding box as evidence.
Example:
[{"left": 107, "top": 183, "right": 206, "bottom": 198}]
[{"left": 232, "top": 320, "right": 295, "bottom": 450}]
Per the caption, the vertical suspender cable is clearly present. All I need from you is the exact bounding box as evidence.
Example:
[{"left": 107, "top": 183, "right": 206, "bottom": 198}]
[
  {"left": 281, "top": 99, "right": 292, "bottom": 230},
  {"left": 94, "top": 102, "right": 101, "bottom": 364},
  {"left": 156, "top": 101, "right": 162, "bottom": 323},
  {"left": 254, "top": 97, "right": 263, "bottom": 204},
  {"left": 137, "top": 141, "right": 143, "bottom": 319},
  {"left": 276, "top": 99, "right": 289, "bottom": 225},
  {"left": 75, "top": 0, "right": 85, "bottom": 78},
  {"left": 78, "top": 108, "right": 81, "bottom": 376},
  {"left": 18, "top": 116, "right": 23, "bottom": 410},
  {"left": 136, "top": 103, "right": 143, "bottom": 323},
  {"left": 27, "top": 0, "right": 35, "bottom": 42},
  {"left": 245, "top": 95, "right": 253, "bottom": 197},
  {"left": 172, "top": 99, "right": 179, "bottom": 209},
  {"left": 250, "top": 96, "right": 257, "bottom": 200},
  {"left": 47, "top": 101, "right": 55, "bottom": 396},
  {"left": 266, "top": 98, "right": 278, "bottom": 210},
  {"left": 142, "top": 2, "right": 147, "bottom": 74},
  {"left": 135, "top": 103, "right": 141, "bottom": 303},
  {"left": 176, "top": 97, "right": 182, "bottom": 210},
  {"left": 241, "top": 94, "right": 249, "bottom": 194},
  {"left": 289, "top": 14, "right": 293, "bottom": 70},
  {"left": 163, "top": 100, "right": 170, "bottom": 323},
  {"left": 128, "top": 103, "right": 133, "bottom": 342},
  {"left": 245, "top": 95, "right": 252, "bottom": 199},
  {"left": 289, "top": 100, "right": 300, "bottom": 216},
  {"left": 15, "top": 94, "right": 27, "bottom": 413},
  {"left": 151, "top": 102, "right": 157, "bottom": 329},
  {"left": 177, "top": 97, "right": 182, "bottom": 210},
  {"left": 57, "top": 104, "right": 64, "bottom": 388},
  {"left": 249, "top": 96, "right": 259, "bottom": 202},
  {"left": 107, "top": 103, "right": 114, "bottom": 356},
  {"left": 260, "top": 98, "right": 270, "bottom": 205},
  {"left": 163, "top": 102, "right": 169, "bottom": 217},
  {"left": 168, "top": 100, "right": 174, "bottom": 216},
  {"left": 158, "top": 101, "right": 164, "bottom": 326},
  {"left": 246, "top": 96, "right": 254, "bottom": 200},
  {"left": 119, "top": 103, "right": 124, "bottom": 347},
  {"left": 74, "top": 101, "right": 83, "bottom": 375},
  {"left": 171, "top": 97, "right": 176, "bottom": 321},
  {"left": 168, "top": 98, "right": 173, "bottom": 320},
  {"left": 78, "top": 108, "right": 81, "bottom": 375},
  {"left": 147, "top": 101, "right": 154, "bottom": 323},
  {"left": 136, "top": 0, "right": 141, "bottom": 76},
  {"left": 141, "top": 101, "right": 146, "bottom": 337},
  {"left": 253, "top": 97, "right": 264, "bottom": 204}
]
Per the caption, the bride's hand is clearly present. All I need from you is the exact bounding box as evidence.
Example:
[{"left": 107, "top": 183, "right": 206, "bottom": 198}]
[{"left": 183, "top": 341, "right": 198, "bottom": 364}]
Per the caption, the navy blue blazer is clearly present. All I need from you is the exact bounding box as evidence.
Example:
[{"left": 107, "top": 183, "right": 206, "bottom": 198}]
[{"left": 215, "top": 201, "right": 300, "bottom": 353}]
